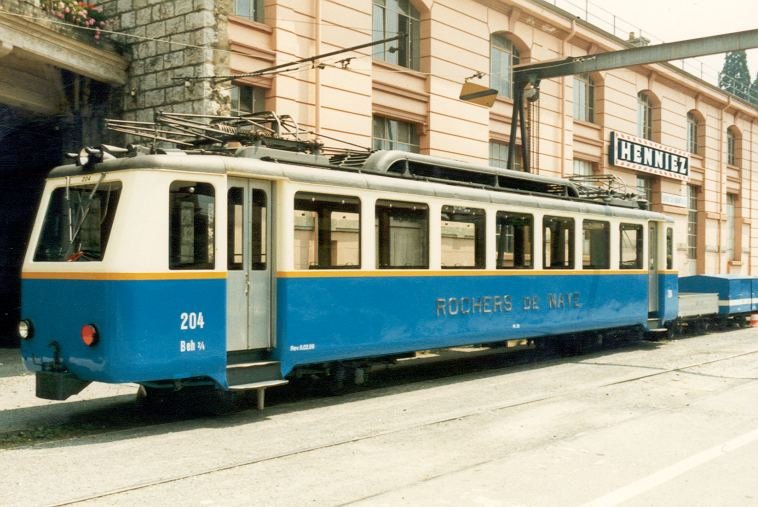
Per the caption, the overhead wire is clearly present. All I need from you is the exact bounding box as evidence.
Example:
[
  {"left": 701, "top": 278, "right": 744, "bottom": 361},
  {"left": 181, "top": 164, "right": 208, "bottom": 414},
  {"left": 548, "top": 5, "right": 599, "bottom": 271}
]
[{"left": 0, "top": 5, "right": 756, "bottom": 106}]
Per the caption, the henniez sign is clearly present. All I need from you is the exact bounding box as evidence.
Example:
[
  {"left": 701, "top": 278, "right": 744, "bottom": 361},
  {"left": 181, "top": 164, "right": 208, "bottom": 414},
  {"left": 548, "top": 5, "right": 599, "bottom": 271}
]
[{"left": 609, "top": 132, "right": 689, "bottom": 181}]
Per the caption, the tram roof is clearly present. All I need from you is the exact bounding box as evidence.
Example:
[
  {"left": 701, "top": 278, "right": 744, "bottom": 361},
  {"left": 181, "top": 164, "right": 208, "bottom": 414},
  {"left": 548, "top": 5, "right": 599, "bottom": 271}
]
[{"left": 46, "top": 146, "right": 668, "bottom": 221}]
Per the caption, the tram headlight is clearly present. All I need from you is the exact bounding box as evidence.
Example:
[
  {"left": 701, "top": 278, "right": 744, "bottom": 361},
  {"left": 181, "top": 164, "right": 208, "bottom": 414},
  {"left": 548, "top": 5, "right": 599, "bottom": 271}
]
[
  {"left": 81, "top": 324, "right": 99, "bottom": 347},
  {"left": 17, "top": 320, "right": 33, "bottom": 340}
]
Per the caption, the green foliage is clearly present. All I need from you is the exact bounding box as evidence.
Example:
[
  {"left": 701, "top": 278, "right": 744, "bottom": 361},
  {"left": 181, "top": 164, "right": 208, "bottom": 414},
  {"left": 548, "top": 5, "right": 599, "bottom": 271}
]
[
  {"left": 719, "top": 50, "right": 751, "bottom": 102},
  {"left": 750, "top": 72, "right": 758, "bottom": 106}
]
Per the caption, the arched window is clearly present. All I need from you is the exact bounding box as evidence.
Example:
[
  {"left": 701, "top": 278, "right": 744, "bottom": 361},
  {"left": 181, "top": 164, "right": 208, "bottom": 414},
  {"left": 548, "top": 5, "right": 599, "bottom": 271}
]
[
  {"left": 686, "top": 112, "right": 699, "bottom": 154},
  {"left": 637, "top": 92, "right": 653, "bottom": 140},
  {"left": 573, "top": 74, "right": 594, "bottom": 122},
  {"left": 727, "top": 126, "right": 740, "bottom": 166},
  {"left": 372, "top": 0, "right": 420, "bottom": 70},
  {"left": 490, "top": 34, "right": 520, "bottom": 98}
]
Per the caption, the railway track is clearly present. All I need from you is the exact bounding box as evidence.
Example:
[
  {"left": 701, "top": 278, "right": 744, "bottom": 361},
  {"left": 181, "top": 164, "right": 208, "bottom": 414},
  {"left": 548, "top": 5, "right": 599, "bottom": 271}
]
[{"left": 6, "top": 336, "right": 756, "bottom": 506}]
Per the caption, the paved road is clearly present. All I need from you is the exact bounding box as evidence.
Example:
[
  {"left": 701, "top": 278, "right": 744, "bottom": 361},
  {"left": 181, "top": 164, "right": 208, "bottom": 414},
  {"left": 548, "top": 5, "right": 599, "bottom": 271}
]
[{"left": 2, "top": 329, "right": 758, "bottom": 506}]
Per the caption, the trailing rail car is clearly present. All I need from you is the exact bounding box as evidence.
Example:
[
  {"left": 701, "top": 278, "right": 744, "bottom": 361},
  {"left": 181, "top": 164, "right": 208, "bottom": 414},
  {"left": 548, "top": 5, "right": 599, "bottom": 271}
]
[
  {"left": 17, "top": 120, "right": 680, "bottom": 407},
  {"left": 671, "top": 275, "right": 755, "bottom": 333}
]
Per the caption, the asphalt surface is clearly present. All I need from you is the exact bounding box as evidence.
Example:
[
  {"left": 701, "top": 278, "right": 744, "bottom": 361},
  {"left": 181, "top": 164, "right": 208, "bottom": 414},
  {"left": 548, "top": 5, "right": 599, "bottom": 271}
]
[{"left": 2, "top": 329, "right": 758, "bottom": 505}]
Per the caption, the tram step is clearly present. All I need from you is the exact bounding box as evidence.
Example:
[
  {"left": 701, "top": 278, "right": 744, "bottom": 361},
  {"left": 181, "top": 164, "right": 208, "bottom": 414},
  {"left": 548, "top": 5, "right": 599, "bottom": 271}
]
[
  {"left": 226, "top": 360, "right": 282, "bottom": 386},
  {"left": 228, "top": 379, "right": 289, "bottom": 410},
  {"left": 228, "top": 379, "right": 289, "bottom": 391}
]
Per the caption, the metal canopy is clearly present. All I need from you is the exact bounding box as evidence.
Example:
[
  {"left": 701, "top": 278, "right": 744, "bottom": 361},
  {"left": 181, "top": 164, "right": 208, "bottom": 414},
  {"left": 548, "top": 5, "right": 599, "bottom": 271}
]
[
  {"left": 514, "top": 28, "right": 758, "bottom": 85},
  {"left": 509, "top": 28, "right": 758, "bottom": 173}
]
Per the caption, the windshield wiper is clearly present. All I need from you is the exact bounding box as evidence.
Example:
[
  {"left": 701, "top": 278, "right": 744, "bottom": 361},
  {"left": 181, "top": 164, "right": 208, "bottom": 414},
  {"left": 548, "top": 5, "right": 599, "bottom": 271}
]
[{"left": 65, "top": 173, "right": 106, "bottom": 258}]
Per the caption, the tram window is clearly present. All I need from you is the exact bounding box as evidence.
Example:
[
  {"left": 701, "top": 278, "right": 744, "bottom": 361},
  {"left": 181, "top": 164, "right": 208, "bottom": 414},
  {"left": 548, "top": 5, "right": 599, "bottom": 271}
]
[
  {"left": 34, "top": 182, "right": 122, "bottom": 262},
  {"left": 294, "top": 192, "right": 360, "bottom": 269},
  {"left": 251, "top": 189, "right": 267, "bottom": 270},
  {"left": 169, "top": 181, "right": 215, "bottom": 270},
  {"left": 376, "top": 200, "right": 428, "bottom": 269},
  {"left": 441, "top": 206, "right": 485, "bottom": 269},
  {"left": 620, "top": 223, "right": 644, "bottom": 269},
  {"left": 582, "top": 220, "right": 610, "bottom": 269},
  {"left": 666, "top": 227, "right": 673, "bottom": 269},
  {"left": 227, "top": 188, "right": 243, "bottom": 270},
  {"left": 496, "top": 211, "right": 533, "bottom": 269},
  {"left": 543, "top": 216, "right": 574, "bottom": 269}
]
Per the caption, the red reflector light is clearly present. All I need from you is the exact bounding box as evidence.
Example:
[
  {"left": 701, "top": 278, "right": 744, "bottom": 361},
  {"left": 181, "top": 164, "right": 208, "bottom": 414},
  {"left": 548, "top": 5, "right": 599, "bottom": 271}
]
[{"left": 81, "top": 324, "right": 99, "bottom": 347}]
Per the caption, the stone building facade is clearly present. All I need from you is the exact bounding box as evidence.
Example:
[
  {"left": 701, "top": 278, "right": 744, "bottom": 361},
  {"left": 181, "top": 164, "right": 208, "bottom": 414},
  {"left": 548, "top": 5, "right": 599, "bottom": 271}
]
[{"left": 99, "top": 0, "right": 232, "bottom": 122}]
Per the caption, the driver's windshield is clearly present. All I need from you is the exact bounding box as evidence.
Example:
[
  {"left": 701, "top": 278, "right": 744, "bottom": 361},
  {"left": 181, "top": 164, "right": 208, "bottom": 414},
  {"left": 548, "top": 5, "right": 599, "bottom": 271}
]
[{"left": 34, "top": 181, "right": 122, "bottom": 262}]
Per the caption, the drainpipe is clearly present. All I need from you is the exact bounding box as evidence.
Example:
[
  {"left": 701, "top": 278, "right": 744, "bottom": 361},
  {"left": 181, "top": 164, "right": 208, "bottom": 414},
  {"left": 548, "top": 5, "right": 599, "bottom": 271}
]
[
  {"left": 718, "top": 97, "right": 731, "bottom": 274},
  {"left": 750, "top": 117, "right": 755, "bottom": 274},
  {"left": 560, "top": 19, "right": 577, "bottom": 176},
  {"left": 314, "top": 0, "right": 322, "bottom": 136}
]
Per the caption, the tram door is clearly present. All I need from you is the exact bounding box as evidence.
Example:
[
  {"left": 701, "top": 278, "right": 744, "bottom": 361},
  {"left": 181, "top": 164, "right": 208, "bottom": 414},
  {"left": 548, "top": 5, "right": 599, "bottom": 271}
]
[
  {"left": 648, "top": 222, "right": 659, "bottom": 314},
  {"left": 226, "top": 178, "right": 272, "bottom": 351}
]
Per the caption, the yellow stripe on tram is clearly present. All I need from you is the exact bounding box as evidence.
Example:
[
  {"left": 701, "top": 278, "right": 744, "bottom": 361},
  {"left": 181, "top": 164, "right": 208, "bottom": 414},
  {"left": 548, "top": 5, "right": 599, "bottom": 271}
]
[{"left": 21, "top": 272, "right": 227, "bottom": 281}]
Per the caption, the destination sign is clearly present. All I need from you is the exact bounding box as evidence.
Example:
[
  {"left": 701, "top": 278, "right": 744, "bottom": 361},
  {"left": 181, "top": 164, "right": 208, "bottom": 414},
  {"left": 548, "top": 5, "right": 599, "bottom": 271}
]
[{"left": 609, "top": 131, "right": 689, "bottom": 181}]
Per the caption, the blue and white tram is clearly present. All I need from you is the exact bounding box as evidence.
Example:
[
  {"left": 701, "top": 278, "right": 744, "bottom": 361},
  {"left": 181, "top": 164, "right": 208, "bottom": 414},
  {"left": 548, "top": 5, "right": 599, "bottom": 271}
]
[{"left": 18, "top": 145, "right": 678, "bottom": 404}]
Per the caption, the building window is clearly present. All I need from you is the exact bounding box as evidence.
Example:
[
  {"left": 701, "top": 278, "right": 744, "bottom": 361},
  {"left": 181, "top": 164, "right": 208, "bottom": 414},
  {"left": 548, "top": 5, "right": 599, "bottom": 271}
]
[
  {"left": 373, "top": 116, "right": 420, "bottom": 153},
  {"left": 543, "top": 216, "right": 574, "bottom": 269},
  {"left": 490, "top": 141, "right": 522, "bottom": 171},
  {"left": 231, "top": 85, "right": 265, "bottom": 115},
  {"left": 686, "top": 112, "right": 699, "bottom": 154},
  {"left": 583, "top": 220, "right": 610, "bottom": 269},
  {"left": 636, "top": 175, "right": 653, "bottom": 206},
  {"left": 572, "top": 159, "right": 594, "bottom": 177},
  {"left": 726, "top": 194, "right": 736, "bottom": 260},
  {"left": 727, "top": 127, "right": 737, "bottom": 166},
  {"left": 234, "top": 0, "right": 263, "bottom": 22},
  {"left": 376, "top": 199, "right": 428, "bottom": 268},
  {"left": 441, "top": 206, "right": 485, "bottom": 269},
  {"left": 687, "top": 185, "right": 698, "bottom": 260},
  {"left": 573, "top": 74, "right": 594, "bottom": 122},
  {"left": 169, "top": 181, "right": 215, "bottom": 270},
  {"left": 372, "top": 0, "right": 420, "bottom": 70},
  {"left": 294, "top": 193, "right": 360, "bottom": 270},
  {"left": 490, "top": 33, "right": 520, "bottom": 98},
  {"left": 666, "top": 227, "right": 673, "bottom": 269},
  {"left": 619, "top": 223, "right": 643, "bottom": 269},
  {"left": 637, "top": 92, "right": 653, "bottom": 140}
]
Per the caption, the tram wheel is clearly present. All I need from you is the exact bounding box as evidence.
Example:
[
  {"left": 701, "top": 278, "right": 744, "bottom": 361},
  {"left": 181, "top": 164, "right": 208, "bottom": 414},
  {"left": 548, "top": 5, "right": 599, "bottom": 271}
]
[
  {"left": 193, "top": 386, "right": 237, "bottom": 415},
  {"left": 326, "top": 364, "right": 348, "bottom": 395},
  {"left": 136, "top": 385, "right": 176, "bottom": 413}
]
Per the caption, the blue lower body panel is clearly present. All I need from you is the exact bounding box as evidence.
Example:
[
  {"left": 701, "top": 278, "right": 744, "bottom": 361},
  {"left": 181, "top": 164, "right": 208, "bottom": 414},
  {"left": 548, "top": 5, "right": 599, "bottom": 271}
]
[
  {"left": 274, "top": 273, "right": 649, "bottom": 376},
  {"left": 20, "top": 278, "right": 227, "bottom": 387},
  {"left": 658, "top": 273, "right": 679, "bottom": 324}
]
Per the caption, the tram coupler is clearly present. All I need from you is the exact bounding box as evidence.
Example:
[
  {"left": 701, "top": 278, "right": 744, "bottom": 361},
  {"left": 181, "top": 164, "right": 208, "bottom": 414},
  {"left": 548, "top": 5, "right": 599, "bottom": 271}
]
[{"left": 36, "top": 371, "right": 91, "bottom": 400}]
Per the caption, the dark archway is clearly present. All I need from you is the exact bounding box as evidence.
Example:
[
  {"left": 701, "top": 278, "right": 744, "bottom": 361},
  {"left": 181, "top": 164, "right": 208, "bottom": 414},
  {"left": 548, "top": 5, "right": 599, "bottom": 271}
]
[{"left": 0, "top": 105, "right": 64, "bottom": 346}]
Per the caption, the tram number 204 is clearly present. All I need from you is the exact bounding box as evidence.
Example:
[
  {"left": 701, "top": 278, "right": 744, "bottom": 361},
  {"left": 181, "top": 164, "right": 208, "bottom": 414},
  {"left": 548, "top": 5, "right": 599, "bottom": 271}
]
[{"left": 180, "top": 312, "right": 205, "bottom": 331}]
